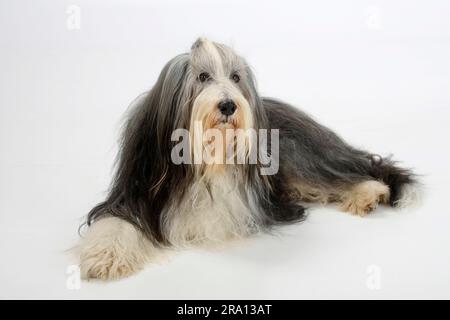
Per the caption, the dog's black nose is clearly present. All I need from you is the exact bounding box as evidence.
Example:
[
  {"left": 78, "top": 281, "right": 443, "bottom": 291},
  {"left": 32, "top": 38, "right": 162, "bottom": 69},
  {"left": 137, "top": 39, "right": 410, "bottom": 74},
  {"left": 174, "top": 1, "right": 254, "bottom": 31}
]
[{"left": 218, "top": 100, "right": 236, "bottom": 116}]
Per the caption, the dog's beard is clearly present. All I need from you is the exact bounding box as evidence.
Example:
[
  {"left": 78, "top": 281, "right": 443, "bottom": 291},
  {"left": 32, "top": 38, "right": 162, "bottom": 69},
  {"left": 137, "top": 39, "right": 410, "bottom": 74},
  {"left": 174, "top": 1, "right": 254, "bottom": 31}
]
[
  {"left": 205, "top": 111, "right": 238, "bottom": 129},
  {"left": 189, "top": 93, "right": 254, "bottom": 176}
]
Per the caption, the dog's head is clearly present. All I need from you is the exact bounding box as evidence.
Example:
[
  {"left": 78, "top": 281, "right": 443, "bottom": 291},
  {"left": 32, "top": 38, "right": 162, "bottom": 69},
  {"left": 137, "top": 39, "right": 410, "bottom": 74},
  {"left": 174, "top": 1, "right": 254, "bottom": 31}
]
[
  {"left": 188, "top": 38, "right": 254, "bottom": 132},
  {"left": 143, "top": 38, "right": 265, "bottom": 169}
]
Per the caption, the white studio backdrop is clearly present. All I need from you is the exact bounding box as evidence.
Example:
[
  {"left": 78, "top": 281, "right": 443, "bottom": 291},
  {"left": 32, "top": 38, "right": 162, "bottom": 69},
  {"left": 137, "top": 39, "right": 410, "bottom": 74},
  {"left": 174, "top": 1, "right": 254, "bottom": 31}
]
[{"left": 1, "top": 0, "right": 450, "bottom": 299}]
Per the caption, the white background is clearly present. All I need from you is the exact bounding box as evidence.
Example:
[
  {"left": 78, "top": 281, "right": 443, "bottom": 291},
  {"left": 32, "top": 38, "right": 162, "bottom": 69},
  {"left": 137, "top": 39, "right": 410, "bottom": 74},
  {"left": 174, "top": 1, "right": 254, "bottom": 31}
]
[{"left": 1, "top": 0, "right": 450, "bottom": 299}]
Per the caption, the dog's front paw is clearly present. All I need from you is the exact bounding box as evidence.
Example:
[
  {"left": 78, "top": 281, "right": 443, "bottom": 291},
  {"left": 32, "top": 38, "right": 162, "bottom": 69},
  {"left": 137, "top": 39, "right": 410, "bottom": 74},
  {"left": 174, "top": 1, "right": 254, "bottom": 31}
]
[
  {"left": 340, "top": 180, "right": 390, "bottom": 216},
  {"left": 80, "top": 244, "right": 144, "bottom": 280},
  {"left": 79, "top": 217, "right": 151, "bottom": 280}
]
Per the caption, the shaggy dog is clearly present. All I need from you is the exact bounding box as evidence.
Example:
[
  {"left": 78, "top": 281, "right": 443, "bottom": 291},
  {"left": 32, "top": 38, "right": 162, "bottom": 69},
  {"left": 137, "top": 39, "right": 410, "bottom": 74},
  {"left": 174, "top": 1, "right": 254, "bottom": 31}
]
[{"left": 79, "top": 38, "right": 420, "bottom": 280}]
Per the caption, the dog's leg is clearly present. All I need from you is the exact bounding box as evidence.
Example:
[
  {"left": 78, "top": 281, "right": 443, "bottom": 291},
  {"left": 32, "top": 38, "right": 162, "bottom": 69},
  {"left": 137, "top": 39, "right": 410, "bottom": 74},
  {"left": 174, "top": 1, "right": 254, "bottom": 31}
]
[
  {"left": 339, "top": 180, "right": 390, "bottom": 216},
  {"left": 79, "top": 217, "right": 156, "bottom": 280},
  {"left": 288, "top": 179, "right": 390, "bottom": 216}
]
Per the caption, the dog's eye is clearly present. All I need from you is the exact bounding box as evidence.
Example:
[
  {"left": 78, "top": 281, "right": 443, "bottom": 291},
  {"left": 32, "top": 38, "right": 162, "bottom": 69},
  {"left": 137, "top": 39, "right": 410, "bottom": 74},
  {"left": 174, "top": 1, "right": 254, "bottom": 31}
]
[
  {"left": 198, "top": 72, "right": 210, "bottom": 83},
  {"left": 231, "top": 73, "right": 240, "bottom": 83}
]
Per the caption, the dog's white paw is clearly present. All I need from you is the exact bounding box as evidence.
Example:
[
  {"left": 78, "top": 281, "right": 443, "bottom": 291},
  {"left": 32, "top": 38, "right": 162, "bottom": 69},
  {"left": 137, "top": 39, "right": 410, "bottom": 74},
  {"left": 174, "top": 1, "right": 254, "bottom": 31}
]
[{"left": 79, "top": 217, "right": 152, "bottom": 280}]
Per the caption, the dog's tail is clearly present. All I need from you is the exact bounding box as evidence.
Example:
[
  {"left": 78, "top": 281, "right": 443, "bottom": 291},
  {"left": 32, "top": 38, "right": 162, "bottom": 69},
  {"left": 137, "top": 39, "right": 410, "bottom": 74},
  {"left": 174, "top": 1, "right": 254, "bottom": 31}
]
[{"left": 368, "top": 155, "right": 423, "bottom": 209}]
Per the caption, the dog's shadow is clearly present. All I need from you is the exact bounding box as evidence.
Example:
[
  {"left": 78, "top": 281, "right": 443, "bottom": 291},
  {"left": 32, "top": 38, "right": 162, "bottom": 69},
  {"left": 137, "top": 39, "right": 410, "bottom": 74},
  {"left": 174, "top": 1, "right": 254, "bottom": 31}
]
[{"left": 218, "top": 204, "right": 400, "bottom": 267}]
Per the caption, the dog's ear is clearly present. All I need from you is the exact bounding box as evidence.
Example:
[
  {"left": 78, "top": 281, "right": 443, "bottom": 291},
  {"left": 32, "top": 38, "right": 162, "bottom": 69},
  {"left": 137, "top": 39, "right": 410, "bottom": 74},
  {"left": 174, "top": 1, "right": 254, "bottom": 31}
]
[
  {"left": 241, "top": 66, "right": 268, "bottom": 131},
  {"left": 86, "top": 54, "right": 192, "bottom": 243}
]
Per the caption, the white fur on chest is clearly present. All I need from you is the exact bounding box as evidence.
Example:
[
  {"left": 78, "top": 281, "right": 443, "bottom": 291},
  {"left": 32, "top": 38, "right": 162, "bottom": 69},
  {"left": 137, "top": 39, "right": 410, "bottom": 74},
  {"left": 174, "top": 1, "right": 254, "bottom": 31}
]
[{"left": 161, "top": 170, "right": 260, "bottom": 247}]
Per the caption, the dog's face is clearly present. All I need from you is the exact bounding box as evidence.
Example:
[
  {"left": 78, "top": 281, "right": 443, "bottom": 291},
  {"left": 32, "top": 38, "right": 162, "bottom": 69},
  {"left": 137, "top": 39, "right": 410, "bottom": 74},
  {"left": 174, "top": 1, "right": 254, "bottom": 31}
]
[
  {"left": 185, "top": 38, "right": 257, "bottom": 167},
  {"left": 188, "top": 38, "right": 254, "bottom": 133}
]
